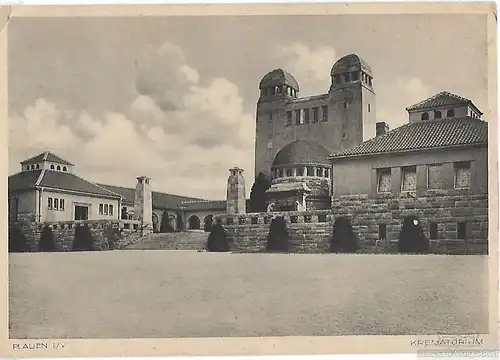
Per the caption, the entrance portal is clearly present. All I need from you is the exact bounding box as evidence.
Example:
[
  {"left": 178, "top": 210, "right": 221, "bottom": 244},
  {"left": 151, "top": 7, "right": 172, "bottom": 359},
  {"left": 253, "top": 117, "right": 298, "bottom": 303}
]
[
  {"left": 74, "top": 205, "right": 89, "bottom": 220},
  {"left": 188, "top": 215, "right": 201, "bottom": 230}
]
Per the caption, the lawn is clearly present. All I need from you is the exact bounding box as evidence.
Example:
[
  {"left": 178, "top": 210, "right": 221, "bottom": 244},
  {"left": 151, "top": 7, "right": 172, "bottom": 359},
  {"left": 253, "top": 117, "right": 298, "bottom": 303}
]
[{"left": 9, "top": 251, "right": 489, "bottom": 339}]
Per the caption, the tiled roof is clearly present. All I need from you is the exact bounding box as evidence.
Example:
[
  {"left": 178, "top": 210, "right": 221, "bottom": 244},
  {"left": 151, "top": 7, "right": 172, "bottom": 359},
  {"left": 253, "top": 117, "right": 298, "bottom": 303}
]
[
  {"left": 405, "top": 91, "right": 483, "bottom": 115},
  {"left": 329, "top": 116, "right": 488, "bottom": 159},
  {"left": 8, "top": 170, "right": 43, "bottom": 191},
  {"left": 273, "top": 140, "right": 330, "bottom": 167},
  {"left": 97, "top": 183, "right": 206, "bottom": 209},
  {"left": 21, "top": 151, "right": 74, "bottom": 166},
  {"left": 178, "top": 200, "right": 227, "bottom": 211}
]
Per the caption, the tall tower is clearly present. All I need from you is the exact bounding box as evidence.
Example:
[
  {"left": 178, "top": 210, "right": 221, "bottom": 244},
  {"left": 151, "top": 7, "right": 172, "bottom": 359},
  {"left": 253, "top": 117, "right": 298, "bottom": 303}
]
[
  {"left": 133, "top": 176, "right": 153, "bottom": 234},
  {"left": 328, "top": 54, "right": 376, "bottom": 148},
  {"left": 226, "top": 167, "right": 246, "bottom": 215},
  {"left": 255, "top": 68, "right": 299, "bottom": 179}
]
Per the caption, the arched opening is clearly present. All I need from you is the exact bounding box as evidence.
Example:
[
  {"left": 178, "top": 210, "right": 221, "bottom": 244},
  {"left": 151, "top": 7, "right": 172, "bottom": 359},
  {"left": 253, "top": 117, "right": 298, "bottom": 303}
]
[
  {"left": 57, "top": 165, "right": 61, "bottom": 171},
  {"left": 421, "top": 112, "right": 429, "bottom": 121},
  {"left": 50, "top": 165, "right": 55, "bottom": 170},
  {"left": 434, "top": 110, "right": 442, "bottom": 119},
  {"left": 159, "top": 211, "right": 175, "bottom": 233},
  {"left": 188, "top": 215, "right": 201, "bottom": 230},
  {"left": 36, "top": 164, "right": 40, "bottom": 169},
  {"left": 330, "top": 217, "right": 359, "bottom": 253},
  {"left": 447, "top": 109, "right": 455, "bottom": 118},
  {"left": 398, "top": 215, "right": 430, "bottom": 254},
  {"left": 204, "top": 215, "right": 214, "bottom": 232},
  {"left": 152, "top": 213, "right": 159, "bottom": 233},
  {"left": 63, "top": 166, "right": 67, "bottom": 171}
]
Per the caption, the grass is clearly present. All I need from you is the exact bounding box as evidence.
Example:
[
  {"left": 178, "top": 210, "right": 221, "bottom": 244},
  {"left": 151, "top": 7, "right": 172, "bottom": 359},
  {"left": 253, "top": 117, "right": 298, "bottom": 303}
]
[{"left": 9, "top": 251, "right": 488, "bottom": 339}]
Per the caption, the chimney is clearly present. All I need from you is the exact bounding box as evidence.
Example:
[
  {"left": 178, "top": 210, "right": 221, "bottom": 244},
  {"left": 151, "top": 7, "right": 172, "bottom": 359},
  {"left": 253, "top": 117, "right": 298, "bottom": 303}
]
[{"left": 376, "top": 122, "right": 389, "bottom": 137}]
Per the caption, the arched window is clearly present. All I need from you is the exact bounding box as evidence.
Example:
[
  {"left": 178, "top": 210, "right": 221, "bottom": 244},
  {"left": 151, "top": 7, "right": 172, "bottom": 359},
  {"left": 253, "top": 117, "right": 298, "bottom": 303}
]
[
  {"left": 30, "top": 165, "right": 34, "bottom": 170},
  {"left": 421, "top": 112, "right": 429, "bottom": 121},
  {"left": 447, "top": 109, "right": 455, "bottom": 118},
  {"left": 57, "top": 165, "right": 61, "bottom": 171},
  {"left": 36, "top": 164, "right": 39, "bottom": 169},
  {"left": 63, "top": 166, "right": 67, "bottom": 171},
  {"left": 434, "top": 110, "right": 442, "bottom": 119},
  {"left": 50, "top": 165, "right": 55, "bottom": 170}
]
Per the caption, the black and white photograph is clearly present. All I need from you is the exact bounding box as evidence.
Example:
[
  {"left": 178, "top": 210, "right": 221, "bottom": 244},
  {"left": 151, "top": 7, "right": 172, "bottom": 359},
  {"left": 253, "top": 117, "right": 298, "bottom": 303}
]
[{"left": 3, "top": 4, "right": 498, "bottom": 357}]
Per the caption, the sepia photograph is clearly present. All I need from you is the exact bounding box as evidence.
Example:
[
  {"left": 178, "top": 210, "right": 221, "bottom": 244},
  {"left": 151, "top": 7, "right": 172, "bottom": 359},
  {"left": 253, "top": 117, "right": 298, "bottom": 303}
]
[{"left": 3, "top": 3, "right": 498, "bottom": 357}]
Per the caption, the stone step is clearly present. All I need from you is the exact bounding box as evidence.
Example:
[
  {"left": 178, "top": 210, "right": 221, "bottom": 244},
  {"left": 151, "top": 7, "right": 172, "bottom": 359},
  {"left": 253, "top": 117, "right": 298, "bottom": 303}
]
[{"left": 124, "top": 231, "right": 208, "bottom": 250}]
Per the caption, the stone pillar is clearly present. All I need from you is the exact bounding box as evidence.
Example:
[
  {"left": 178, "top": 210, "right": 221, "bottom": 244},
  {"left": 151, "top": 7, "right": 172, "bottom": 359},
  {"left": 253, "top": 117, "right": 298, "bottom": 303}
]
[
  {"left": 133, "top": 176, "right": 153, "bottom": 234},
  {"left": 226, "top": 167, "right": 246, "bottom": 215}
]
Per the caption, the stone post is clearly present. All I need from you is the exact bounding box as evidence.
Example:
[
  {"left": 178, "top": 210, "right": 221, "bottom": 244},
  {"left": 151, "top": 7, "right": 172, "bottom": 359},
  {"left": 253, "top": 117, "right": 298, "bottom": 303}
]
[
  {"left": 133, "top": 176, "right": 153, "bottom": 235},
  {"left": 226, "top": 167, "right": 246, "bottom": 215}
]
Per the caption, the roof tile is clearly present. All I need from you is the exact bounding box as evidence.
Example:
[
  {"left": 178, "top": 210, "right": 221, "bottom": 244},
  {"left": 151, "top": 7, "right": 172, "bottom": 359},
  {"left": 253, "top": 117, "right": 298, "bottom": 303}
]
[{"left": 406, "top": 91, "right": 482, "bottom": 115}]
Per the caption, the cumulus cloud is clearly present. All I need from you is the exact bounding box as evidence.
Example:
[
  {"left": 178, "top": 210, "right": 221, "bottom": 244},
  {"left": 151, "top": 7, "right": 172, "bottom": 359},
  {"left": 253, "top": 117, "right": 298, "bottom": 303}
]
[
  {"left": 9, "top": 42, "right": 256, "bottom": 200},
  {"left": 275, "top": 43, "right": 337, "bottom": 96}
]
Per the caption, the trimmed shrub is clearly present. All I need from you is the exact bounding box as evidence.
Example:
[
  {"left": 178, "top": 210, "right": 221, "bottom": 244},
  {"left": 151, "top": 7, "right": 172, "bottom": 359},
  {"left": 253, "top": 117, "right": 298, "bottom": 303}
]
[
  {"left": 8, "top": 226, "right": 29, "bottom": 253},
  {"left": 266, "top": 216, "right": 289, "bottom": 252},
  {"left": 330, "top": 217, "right": 359, "bottom": 253},
  {"left": 160, "top": 211, "right": 175, "bottom": 233},
  {"left": 206, "top": 219, "right": 230, "bottom": 252},
  {"left": 398, "top": 215, "right": 430, "bottom": 254},
  {"left": 39, "top": 225, "right": 56, "bottom": 252},
  {"left": 72, "top": 224, "right": 94, "bottom": 251}
]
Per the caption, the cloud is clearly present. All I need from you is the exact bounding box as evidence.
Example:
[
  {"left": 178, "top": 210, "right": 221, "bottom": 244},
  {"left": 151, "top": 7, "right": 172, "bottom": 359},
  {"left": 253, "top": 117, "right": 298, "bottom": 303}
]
[
  {"left": 275, "top": 43, "right": 337, "bottom": 96},
  {"left": 9, "top": 42, "right": 256, "bottom": 200}
]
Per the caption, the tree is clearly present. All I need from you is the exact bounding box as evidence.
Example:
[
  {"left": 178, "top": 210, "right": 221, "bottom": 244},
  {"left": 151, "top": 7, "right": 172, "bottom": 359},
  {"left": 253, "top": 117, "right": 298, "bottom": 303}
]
[
  {"left": 39, "top": 225, "right": 56, "bottom": 252},
  {"left": 398, "top": 216, "right": 429, "bottom": 254},
  {"left": 9, "top": 225, "right": 29, "bottom": 253},
  {"left": 329, "top": 217, "right": 359, "bottom": 253},
  {"left": 249, "top": 172, "right": 272, "bottom": 213},
  {"left": 206, "top": 219, "right": 230, "bottom": 252},
  {"left": 72, "top": 224, "right": 95, "bottom": 251},
  {"left": 266, "top": 216, "right": 289, "bottom": 252}
]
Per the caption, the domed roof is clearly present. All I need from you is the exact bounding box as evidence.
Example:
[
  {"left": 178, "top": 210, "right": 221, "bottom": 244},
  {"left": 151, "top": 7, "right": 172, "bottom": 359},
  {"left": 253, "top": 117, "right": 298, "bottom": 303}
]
[
  {"left": 259, "top": 68, "right": 299, "bottom": 91},
  {"left": 272, "top": 140, "right": 330, "bottom": 167},
  {"left": 330, "top": 54, "right": 372, "bottom": 76}
]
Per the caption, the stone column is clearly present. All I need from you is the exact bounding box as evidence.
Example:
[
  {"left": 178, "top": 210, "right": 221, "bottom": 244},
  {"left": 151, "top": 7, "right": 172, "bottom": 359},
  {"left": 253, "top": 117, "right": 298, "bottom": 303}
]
[
  {"left": 292, "top": 168, "right": 297, "bottom": 177},
  {"left": 226, "top": 167, "right": 246, "bottom": 215},
  {"left": 133, "top": 176, "right": 153, "bottom": 235}
]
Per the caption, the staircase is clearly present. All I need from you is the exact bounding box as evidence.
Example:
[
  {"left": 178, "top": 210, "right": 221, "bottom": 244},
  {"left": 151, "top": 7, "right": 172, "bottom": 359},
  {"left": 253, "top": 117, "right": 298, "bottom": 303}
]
[{"left": 123, "top": 231, "right": 208, "bottom": 250}]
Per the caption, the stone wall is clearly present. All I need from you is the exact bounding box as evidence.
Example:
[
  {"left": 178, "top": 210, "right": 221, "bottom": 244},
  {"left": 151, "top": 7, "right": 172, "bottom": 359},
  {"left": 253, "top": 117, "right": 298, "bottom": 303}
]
[
  {"left": 215, "top": 192, "right": 489, "bottom": 255},
  {"left": 10, "top": 213, "right": 148, "bottom": 252}
]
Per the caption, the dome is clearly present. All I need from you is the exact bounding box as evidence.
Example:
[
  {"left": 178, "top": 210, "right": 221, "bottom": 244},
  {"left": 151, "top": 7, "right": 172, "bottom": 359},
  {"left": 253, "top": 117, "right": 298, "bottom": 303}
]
[
  {"left": 330, "top": 54, "right": 372, "bottom": 76},
  {"left": 272, "top": 140, "right": 330, "bottom": 167},
  {"left": 259, "top": 68, "right": 299, "bottom": 91}
]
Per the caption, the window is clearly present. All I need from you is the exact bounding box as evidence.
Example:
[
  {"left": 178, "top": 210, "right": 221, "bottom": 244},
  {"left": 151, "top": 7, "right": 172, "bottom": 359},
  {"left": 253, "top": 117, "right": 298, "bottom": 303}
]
[
  {"left": 427, "top": 164, "right": 442, "bottom": 189},
  {"left": 401, "top": 166, "right": 417, "bottom": 191},
  {"left": 63, "top": 166, "right": 67, "bottom": 171},
  {"left": 36, "top": 164, "right": 40, "bottom": 169},
  {"left": 378, "top": 224, "right": 387, "bottom": 240},
  {"left": 434, "top": 110, "right": 442, "bottom": 119},
  {"left": 343, "top": 74, "right": 350, "bottom": 82},
  {"left": 421, "top": 112, "right": 429, "bottom": 121},
  {"left": 297, "top": 168, "right": 304, "bottom": 176},
  {"left": 315, "top": 168, "right": 322, "bottom": 177},
  {"left": 50, "top": 165, "right": 55, "bottom": 170},
  {"left": 368, "top": 77, "right": 372, "bottom": 86},
  {"left": 377, "top": 168, "right": 392, "bottom": 193},
  {"left": 457, "top": 222, "right": 467, "bottom": 240},
  {"left": 321, "top": 106, "right": 328, "bottom": 122},
  {"left": 447, "top": 109, "right": 455, "bottom": 118},
  {"left": 307, "top": 167, "right": 314, "bottom": 176},
  {"left": 286, "top": 168, "right": 292, "bottom": 177},
  {"left": 352, "top": 72, "right": 359, "bottom": 81},
  {"left": 57, "top": 165, "right": 61, "bottom": 171},
  {"left": 99, "top": 204, "right": 104, "bottom": 215},
  {"left": 368, "top": 104, "right": 371, "bottom": 112},
  {"left": 430, "top": 223, "right": 438, "bottom": 240},
  {"left": 325, "top": 168, "right": 330, "bottom": 178},
  {"left": 343, "top": 102, "right": 349, "bottom": 110},
  {"left": 104, "top": 204, "right": 109, "bottom": 215},
  {"left": 303, "top": 109, "right": 310, "bottom": 124},
  {"left": 454, "top": 162, "right": 471, "bottom": 188},
  {"left": 48, "top": 197, "right": 53, "bottom": 210},
  {"left": 295, "top": 110, "right": 302, "bottom": 125},
  {"left": 286, "top": 111, "right": 292, "bottom": 126},
  {"left": 60, "top": 199, "right": 65, "bottom": 211},
  {"left": 312, "top": 107, "right": 319, "bottom": 123},
  {"left": 54, "top": 198, "right": 59, "bottom": 210}
]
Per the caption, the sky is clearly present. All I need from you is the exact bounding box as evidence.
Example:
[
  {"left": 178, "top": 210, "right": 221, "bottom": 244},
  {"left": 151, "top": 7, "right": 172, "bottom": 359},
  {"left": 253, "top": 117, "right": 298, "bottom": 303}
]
[{"left": 8, "top": 14, "right": 488, "bottom": 200}]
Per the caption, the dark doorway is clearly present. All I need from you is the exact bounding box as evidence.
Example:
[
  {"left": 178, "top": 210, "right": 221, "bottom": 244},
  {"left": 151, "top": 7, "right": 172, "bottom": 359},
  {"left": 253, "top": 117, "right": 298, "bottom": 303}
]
[
  {"left": 204, "top": 215, "right": 213, "bottom": 232},
  {"left": 188, "top": 215, "right": 201, "bottom": 230},
  {"left": 74, "top": 205, "right": 89, "bottom": 220}
]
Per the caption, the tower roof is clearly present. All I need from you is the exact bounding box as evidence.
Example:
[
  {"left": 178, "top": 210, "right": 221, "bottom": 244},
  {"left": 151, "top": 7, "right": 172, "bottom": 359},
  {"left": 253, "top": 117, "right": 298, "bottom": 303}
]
[
  {"left": 330, "top": 54, "right": 372, "bottom": 76},
  {"left": 405, "top": 91, "right": 483, "bottom": 115},
  {"left": 20, "top": 151, "right": 74, "bottom": 166},
  {"left": 272, "top": 140, "right": 330, "bottom": 167},
  {"left": 259, "top": 68, "right": 299, "bottom": 91}
]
